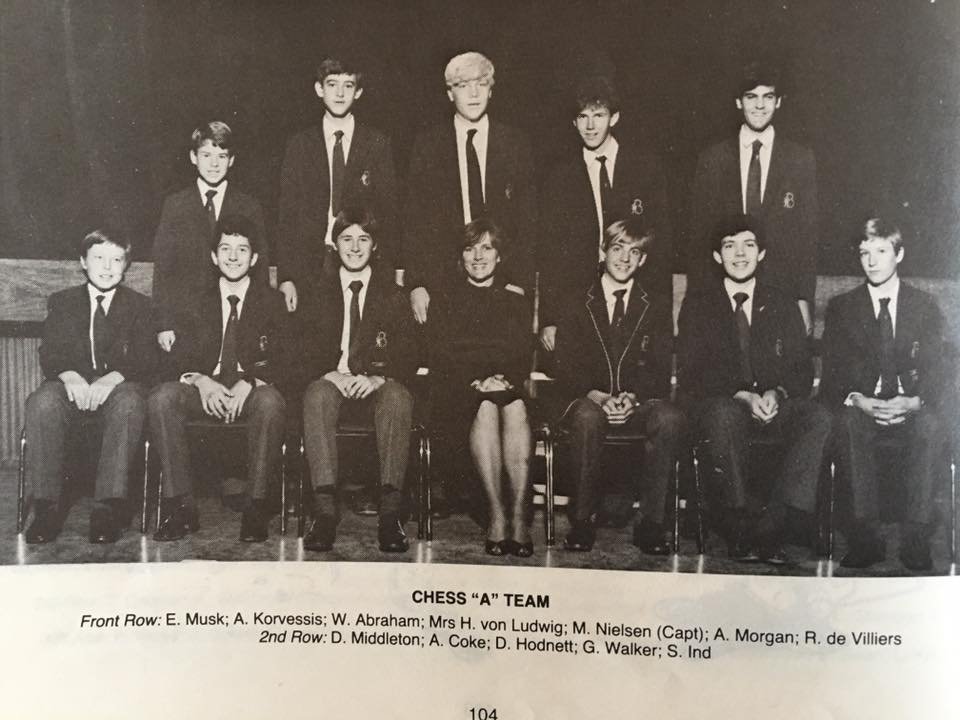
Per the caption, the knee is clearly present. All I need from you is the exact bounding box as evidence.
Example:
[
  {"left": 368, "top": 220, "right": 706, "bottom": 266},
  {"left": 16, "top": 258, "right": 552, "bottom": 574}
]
[
  {"left": 698, "top": 397, "right": 744, "bottom": 436},
  {"left": 913, "top": 408, "right": 946, "bottom": 443},
  {"left": 501, "top": 399, "right": 530, "bottom": 429},
  {"left": 378, "top": 380, "right": 413, "bottom": 414},
  {"left": 249, "top": 385, "right": 286, "bottom": 419},
  {"left": 835, "top": 405, "right": 872, "bottom": 437},
  {"left": 147, "top": 382, "right": 183, "bottom": 418},
  {"left": 566, "top": 398, "right": 605, "bottom": 434},
  {"left": 303, "top": 379, "right": 340, "bottom": 411},
  {"left": 649, "top": 401, "right": 684, "bottom": 437},
  {"left": 26, "top": 383, "right": 68, "bottom": 422},
  {"left": 106, "top": 383, "right": 146, "bottom": 418}
]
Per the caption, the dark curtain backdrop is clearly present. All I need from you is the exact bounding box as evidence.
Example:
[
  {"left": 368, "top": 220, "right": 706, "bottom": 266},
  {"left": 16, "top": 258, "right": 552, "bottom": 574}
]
[{"left": 2, "top": 0, "right": 958, "bottom": 278}]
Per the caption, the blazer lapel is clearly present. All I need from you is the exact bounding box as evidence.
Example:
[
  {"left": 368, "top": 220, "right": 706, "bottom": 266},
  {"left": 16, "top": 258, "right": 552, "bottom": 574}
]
[
  {"left": 619, "top": 284, "right": 650, "bottom": 358},
  {"left": 722, "top": 138, "right": 743, "bottom": 211},
  {"left": 345, "top": 123, "right": 367, "bottom": 180},
  {"left": 763, "top": 137, "right": 784, "bottom": 210},
  {"left": 347, "top": 271, "right": 381, "bottom": 364}
]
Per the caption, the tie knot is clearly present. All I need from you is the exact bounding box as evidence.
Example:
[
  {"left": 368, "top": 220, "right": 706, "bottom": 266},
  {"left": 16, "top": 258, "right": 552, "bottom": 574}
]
[
  {"left": 879, "top": 297, "right": 891, "bottom": 309},
  {"left": 752, "top": 139, "right": 762, "bottom": 155},
  {"left": 96, "top": 294, "right": 105, "bottom": 306},
  {"left": 349, "top": 280, "right": 364, "bottom": 295},
  {"left": 613, "top": 289, "right": 627, "bottom": 300},
  {"left": 733, "top": 292, "right": 749, "bottom": 309},
  {"left": 205, "top": 189, "right": 217, "bottom": 201},
  {"left": 467, "top": 128, "right": 477, "bottom": 141},
  {"left": 334, "top": 130, "right": 344, "bottom": 141},
  {"left": 227, "top": 294, "right": 240, "bottom": 308},
  {"left": 597, "top": 155, "right": 607, "bottom": 165}
]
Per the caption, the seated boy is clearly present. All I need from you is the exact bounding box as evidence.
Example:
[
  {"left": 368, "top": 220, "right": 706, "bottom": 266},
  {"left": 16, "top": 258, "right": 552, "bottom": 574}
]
[
  {"left": 147, "top": 215, "right": 286, "bottom": 543},
  {"left": 553, "top": 217, "right": 684, "bottom": 553},
  {"left": 300, "top": 206, "right": 417, "bottom": 553},
  {"left": 152, "top": 120, "right": 267, "bottom": 354},
  {"left": 821, "top": 216, "right": 949, "bottom": 571},
  {"left": 677, "top": 214, "right": 831, "bottom": 563},
  {"left": 25, "top": 229, "right": 155, "bottom": 544}
]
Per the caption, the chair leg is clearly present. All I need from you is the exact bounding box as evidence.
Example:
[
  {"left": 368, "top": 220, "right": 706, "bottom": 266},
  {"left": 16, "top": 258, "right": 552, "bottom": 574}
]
[
  {"left": 826, "top": 461, "right": 836, "bottom": 561},
  {"left": 297, "top": 437, "right": 306, "bottom": 538},
  {"left": 672, "top": 458, "right": 681, "bottom": 555},
  {"left": 155, "top": 468, "right": 164, "bottom": 532},
  {"left": 17, "top": 428, "right": 27, "bottom": 534},
  {"left": 139, "top": 440, "right": 150, "bottom": 534},
  {"left": 280, "top": 441, "right": 287, "bottom": 537},
  {"left": 424, "top": 435, "right": 433, "bottom": 542},
  {"left": 691, "top": 446, "right": 705, "bottom": 555},
  {"left": 417, "top": 433, "right": 426, "bottom": 540},
  {"left": 544, "top": 430, "right": 555, "bottom": 547},
  {"left": 950, "top": 455, "right": 957, "bottom": 567}
]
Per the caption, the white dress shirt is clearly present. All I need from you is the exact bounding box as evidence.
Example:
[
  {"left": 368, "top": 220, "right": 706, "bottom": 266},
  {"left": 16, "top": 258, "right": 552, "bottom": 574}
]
[
  {"left": 87, "top": 283, "right": 117, "bottom": 370},
  {"left": 454, "top": 113, "right": 489, "bottom": 224},
  {"left": 197, "top": 178, "right": 227, "bottom": 219},
  {"left": 738, "top": 124, "right": 775, "bottom": 211},
  {"left": 213, "top": 275, "right": 251, "bottom": 376},
  {"left": 723, "top": 277, "right": 757, "bottom": 324},
  {"left": 323, "top": 112, "right": 356, "bottom": 247},
  {"left": 583, "top": 135, "right": 619, "bottom": 259},
  {"left": 338, "top": 265, "right": 372, "bottom": 374},
  {"left": 600, "top": 273, "right": 633, "bottom": 324}
]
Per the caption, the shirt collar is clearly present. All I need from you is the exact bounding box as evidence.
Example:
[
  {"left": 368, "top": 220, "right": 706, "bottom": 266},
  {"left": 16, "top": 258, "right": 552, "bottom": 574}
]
[
  {"left": 600, "top": 272, "right": 633, "bottom": 299},
  {"left": 197, "top": 177, "right": 227, "bottom": 197},
  {"left": 87, "top": 283, "right": 117, "bottom": 304},
  {"left": 219, "top": 275, "right": 251, "bottom": 302},
  {"left": 584, "top": 135, "right": 619, "bottom": 164},
  {"left": 323, "top": 112, "right": 355, "bottom": 140},
  {"left": 723, "top": 276, "right": 757, "bottom": 302},
  {"left": 339, "top": 265, "right": 372, "bottom": 292},
  {"left": 867, "top": 275, "right": 900, "bottom": 306},
  {"left": 453, "top": 113, "right": 489, "bottom": 137},
  {"left": 739, "top": 124, "right": 775, "bottom": 148}
]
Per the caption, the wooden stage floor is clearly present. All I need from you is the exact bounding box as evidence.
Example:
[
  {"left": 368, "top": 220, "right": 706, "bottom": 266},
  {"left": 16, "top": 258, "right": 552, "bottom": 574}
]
[{"left": 0, "top": 466, "right": 954, "bottom": 577}]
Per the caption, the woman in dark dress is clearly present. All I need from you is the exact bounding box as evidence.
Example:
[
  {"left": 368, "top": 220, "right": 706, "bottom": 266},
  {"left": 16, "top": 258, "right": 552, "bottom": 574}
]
[{"left": 430, "top": 218, "right": 534, "bottom": 556}]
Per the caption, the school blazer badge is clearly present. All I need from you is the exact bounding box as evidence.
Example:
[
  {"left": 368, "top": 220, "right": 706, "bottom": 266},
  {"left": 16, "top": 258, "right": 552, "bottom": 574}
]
[
  {"left": 360, "top": 170, "right": 371, "bottom": 187},
  {"left": 783, "top": 191, "right": 795, "bottom": 209}
]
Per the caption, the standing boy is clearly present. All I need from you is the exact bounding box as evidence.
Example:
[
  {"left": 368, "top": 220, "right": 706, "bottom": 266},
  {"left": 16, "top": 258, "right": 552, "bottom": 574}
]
[
  {"left": 403, "top": 51, "right": 536, "bottom": 324},
  {"left": 300, "top": 206, "right": 417, "bottom": 553},
  {"left": 152, "top": 121, "right": 267, "bottom": 353},
  {"left": 539, "top": 75, "right": 672, "bottom": 351},
  {"left": 148, "top": 216, "right": 286, "bottom": 543},
  {"left": 276, "top": 58, "right": 399, "bottom": 313},
  {"left": 553, "top": 217, "right": 684, "bottom": 553},
  {"left": 677, "top": 214, "right": 831, "bottom": 563},
  {"left": 686, "top": 61, "right": 818, "bottom": 333},
  {"left": 24, "top": 229, "right": 155, "bottom": 544},
  {"left": 821, "top": 217, "right": 949, "bottom": 571}
]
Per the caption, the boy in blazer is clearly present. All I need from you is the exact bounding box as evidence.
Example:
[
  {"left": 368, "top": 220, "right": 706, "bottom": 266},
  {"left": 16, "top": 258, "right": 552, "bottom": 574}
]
[
  {"left": 821, "top": 217, "right": 949, "bottom": 571},
  {"left": 677, "top": 214, "right": 831, "bottom": 563},
  {"left": 539, "top": 75, "right": 672, "bottom": 351},
  {"left": 403, "top": 51, "right": 536, "bottom": 324},
  {"left": 25, "top": 229, "right": 155, "bottom": 544},
  {"left": 147, "top": 215, "right": 287, "bottom": 543},
  {"left": 553, "top": 217, "right": 684, "bottom": 553},
  {"left": 152, "top": 121, "right": 268, "bottom": 354},
  {"left": 685, "top": 61, "right": 818, "bottom": 334},
  {"left": 276, "top": 57, "right": 399, "bottom": 313},
  {"left": 300, "top": 206, "right": 417, "bottom": 553}
]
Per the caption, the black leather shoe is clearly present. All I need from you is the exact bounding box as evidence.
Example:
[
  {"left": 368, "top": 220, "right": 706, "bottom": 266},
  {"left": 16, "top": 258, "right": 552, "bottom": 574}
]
[
  {"left": 564, "top": 522, "right": 596, "bottom": 552},
  {"left": 303, "top": 515, "right": 337, "bottom": 551},
  {"left": 758, "top": 542, "right": 789, "bottom": 566},
  {"left": 378, "top": 514, "right": 409, "bottom": 553},
  {"left": 633, "top": 520, "right": 671, "bottom": 555},
  {"left": 89, "top": 505, "right": 124, "bottom": 544},
  {"left": 25, "top": 504, "right": 62, "bottom": 544},
  {"left": 504, "top": 539, "right": 534, "bottom": 558},
  {"left": 485, "top": 539, "right": 507, "bottom": 556},
  {"left": 899, "top": 532, "right": 932, "bottom": 572},
  {"left": 840, "top": 537, "right": 886, "bottom": 569},
  {"left": 154, "top": 502, "right": 199, "bottom": 542},
  {"left": 239, "top": 505, "right": 269, "bottom": 543}
]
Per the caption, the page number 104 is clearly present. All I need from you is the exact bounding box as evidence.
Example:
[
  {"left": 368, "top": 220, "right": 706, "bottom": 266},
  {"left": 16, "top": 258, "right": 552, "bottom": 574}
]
[{"left": 469, "top": 708, "right": 497, "bottom": 720}]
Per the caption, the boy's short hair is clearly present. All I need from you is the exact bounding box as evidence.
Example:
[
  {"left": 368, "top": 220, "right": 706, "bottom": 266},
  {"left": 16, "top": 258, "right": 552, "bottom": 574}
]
[
  {"left": 80, "top": 228, "right": 131, "bottom": 262},
  {"left": 601, "top": 216, "right": 654, "bottom": 254},
  {"left": 737, "top": 59, "right": 784, "bottom": 97},
  {"left": 711, "top": 213, "right": 767, "bottom": 252},
  {"left": 331, "top": 205, "right": 379, "bottom": 244},
  {"left": 214, "top": 214, "right": 260, "bottom": 254},
  {"left": 444, "top": 51, "right": 495, "bottom": 87},
  {"left": 461, "top": 217, "right": 506, "bottom": 254},
  {"left": 191, "top": 121, "right": 233, "bottom": 153},
  {"left": 316, "top": 57, "right": 363, "bottom": 88},
  {"left": 575, "top": 75, "right": 620, "bottom": 114},
  {"left": 856, "top": 216, "right": 904, "bottom": 253}
]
